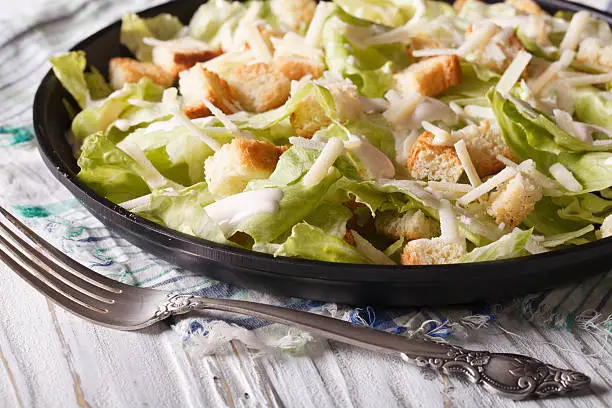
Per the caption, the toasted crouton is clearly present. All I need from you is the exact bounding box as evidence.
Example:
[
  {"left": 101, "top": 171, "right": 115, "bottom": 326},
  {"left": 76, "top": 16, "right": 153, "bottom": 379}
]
[
  {"left": 204, "top": 138, "right": 285, "bottom": 196},
  {"left": 152, "top": 38, "right": 223, "bottom": 77},
  {"left": 270, "top": 0, "right": 316, "bottom": 33},
  {"left": 486, "top": 173, "right": 543, "bottom": 228},
  {"left": 401, "top": 237, "right": 466, "bottom": 265},
  {"left": 394, "top": 55, "right": 461, "bottom": 97},
  {"left": 109, "top": 58, "right": 174, "bottom": 90},
  {"left": 375, "top": 210, "right": 440, "bottom": 240},
  {"left": 274, "top": 57, "right": 325, "bottom": 81},
  {"left": 455, "top": 121, "right": 517, "bottom": 178},
  {"left": 407, "top": 132, "right": 464, "bottom": 182},
  {"left": 223, "top": 63, "right": 291, "bottom": 113},
  {"left": 179, "top": 65, "right": 240, "bottom": 119},
  {"left": 453, "top": 0, "right": 470, "bottom": 11},
  {"left": 290, "top": 75, "right": 362, "bottom": 138},
  {"left": 576, "top": 38, "right": 612, "bottom": 70},
  {"left": 600, "top": 214, "right": 612, "bottom": 239},
  {"left": 505, "top": 0, "right": 544, "bottom": 15}
]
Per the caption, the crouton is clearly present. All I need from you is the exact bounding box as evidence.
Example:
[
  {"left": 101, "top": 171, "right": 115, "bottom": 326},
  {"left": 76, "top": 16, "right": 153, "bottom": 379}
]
[
  {"left": 179, "top": 65, "right": 240, "bottom": 119},
  {"left": 152, "top": 38, "right": 223, "bottom": 77},
  {"left": 270, "top": 0, "right": 316, "bottom": 33},
  {"left": 204, "top": 138, "right": 285, "bottom": 196},
  {"left": 344, "top": 229, "right": 356, "bottom": 246},
  {"left": 505, "top": 0, "right": 545, "bottom": 15},
  {"left": 407, "top": 36, "right": 443, "bottom": 59},
  {"left": 487, "top": 172, "right": 543, "bottom": 228},
  {"left": 290, "top": 75, "right": 362, "bottom": 138},
  {"left": 223, "top": 63, "right": 291, "bottom": 113},
  {"left": 394, "top": 55, "right": 461, "bottom": 97},
  {"left": 401, "top": 237, "right": 466, "bottom": 265},
  {"left": 274, "top": 57, "right": 325, "bottom": 81},
  {"left": 600, "top": 214, "right": 612, "bottom": 239},
  {"left": 576, "top": 38, "right": 612, "bottom": 70},
  {"left": 375, "top": 210, "right": 440, "bottom": 240},
  {"left": 109, "top": 57, "right": 174, "bottom": 90},
  {"left": 455, "top": 120, "right": 517, "bottom": 178},
  {"left": 407, "top": 132, "right": 464, "bottom": 182}
]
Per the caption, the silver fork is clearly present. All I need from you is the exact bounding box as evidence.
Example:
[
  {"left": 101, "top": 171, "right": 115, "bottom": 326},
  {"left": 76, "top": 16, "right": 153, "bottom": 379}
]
[{"left": 0, "top": 205, "right": 590, "bottom": 400}]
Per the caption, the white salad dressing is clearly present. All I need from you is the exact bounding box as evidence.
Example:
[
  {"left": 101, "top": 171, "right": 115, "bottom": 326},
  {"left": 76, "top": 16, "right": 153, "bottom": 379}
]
[{"left": 204, "top": 188, "right": 284, "bottom": 235}]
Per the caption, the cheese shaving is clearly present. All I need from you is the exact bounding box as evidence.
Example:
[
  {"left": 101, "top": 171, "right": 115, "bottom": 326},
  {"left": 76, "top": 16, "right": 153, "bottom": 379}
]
[
  {"left": 427, "top": 181, "right": 474, "bottom": 194},
  {"left": 529, "top": 50, "right": 575, "bottom": 95},
  {"left": 463, "top": 105, "right": 495, "bottom": 120},
  {"left": 496, "top": 50, "right": 532, "bottom": 94},
  {"left": 457, "top": 167, "right": 517, "bottom": 205},
  {"left": 557, "top": 72, "right": 612, "bottom": 86},
  {"left": 303, "top": 138, "right": 344, "bottom": 186},
  {"left": 351, "top": 230, "right": 396, "bottom": 265},
  {"left": 117, "top": 140, "right": 181, "bottom": 190},
  {"left": 549, "top": 163, "right": 583, "bottom": 192},
  {"left": 244, "top": 23, "right": 273, "bottom": 63},
  {"left": 162, "top": 88, "right": 221, "bottom": 152},
  {"left": 454, "top": 139, "right": 482, "bottom": 187},
  {"left": 456, "top": 22, "right": 500, "bottom": 56},
  {"left": 411, "top": 48, "right": 457, "bottom": 57},
  {"left": 439, "top": 199, "right": 464, "bottom": 247},
  {"left": 305, "top": 2, "right": 335, "bottom": 47},
  {"left": 559, "top": 11, "right": 591, "bottom": 52},
  {"left": 271, "top": 32, "right": 323, "bottom": 61},
  {"left": 422, "top": 121, "right": 455, "bottom": 146},
  {"left": 119, "top": 194, "right": 152, "bottom": 211},
  {"left": 289, "top": 136, "right": 325, "bottom": 150}
]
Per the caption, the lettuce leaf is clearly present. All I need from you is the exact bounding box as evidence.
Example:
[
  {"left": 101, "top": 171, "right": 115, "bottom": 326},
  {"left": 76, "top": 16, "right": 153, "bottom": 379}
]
[
  {"left": 132, "top": 182, "right": 230, "bottom": 244},
  {"left": 322, "top": 12, "right": 411, "bottom": 97},
  {"left": 72, "top": 78, "right": 165, "bottom": 144},
  {"left": 188, "top": 0, "right": 246, "bottom": 45},
  {"left": 77, "top": 132, "right": 150, "bottom": 203},
  {"left": 274, "top": 222, "right": 370, "bottom": 263},
  {"left": 490, "top": 90, "right": 612, "bottom": 193},
  {"left": 334, "top": 0, "right": 417, "bottom": 27},
  {"left": 573, "top": 86, "right": 612, "bottom": 129},
  {"left": 50, "top": 51, "right": 112, "bottom": 109},
  {"left": 459, "top": 229, "right": 532, "bottom": 263},
  {"left": 303, "top": 202, "right": 352, "bottom": 238},
  {"left": 120, "top": 13, "right": 184, "bottom": 62}
]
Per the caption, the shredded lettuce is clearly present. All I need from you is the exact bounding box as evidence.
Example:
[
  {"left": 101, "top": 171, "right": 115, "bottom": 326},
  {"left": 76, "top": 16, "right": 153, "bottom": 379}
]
[
  {"left": 459, "top": 228, "right": 532, "bottom": 263},
  {"left": 120, "top": 13, "right": 184, "bottom": 62}
]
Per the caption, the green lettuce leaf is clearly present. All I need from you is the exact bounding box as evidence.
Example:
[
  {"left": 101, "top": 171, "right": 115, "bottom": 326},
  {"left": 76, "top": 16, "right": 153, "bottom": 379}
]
[
  {"left": 490, "top": 90, "right": 612, "bottom": 193},
  {"left": 188, "top": 0, "right": 246, "bottom": 45},
  {"left": 322, "top": 12, "right": 411, "bottom": 97},
  {"left": 573, "top": 86, "right": 612, "bottom": 129},
  {"left": 72, "top": 78, "right": 165, "bottom": 144},
  {"left": 541, "top": 225, "right": 595, "bottom": 247},
  {"left": 303, "top": 202, "right": 352, "bottom": 238},
  {"left": 120, "top": 13, "right": 184, "bottom": 62},
  {"left": 50, "top": 51, "right": 112, "bottom": 109},
  {"left": 459, "top": 229, "right": 532, "bottom": 263},
  {"left": 77, "top": 132, "right": 150, "bottom": 203},
  {"left": 334, "top": 0, "right": 417, "bottom": 27},
  {"left": 274, "top": 222, "right": 370, "bottom": 263},
  {"left": 132, "top": 182, "right": 231, "bottom": 244}
]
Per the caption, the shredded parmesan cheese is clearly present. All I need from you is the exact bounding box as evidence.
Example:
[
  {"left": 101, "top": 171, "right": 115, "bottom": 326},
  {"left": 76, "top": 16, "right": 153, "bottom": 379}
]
[
  {"left": 559, "top": 11, "right": 591, "bottom": 52},
  {"left": 351, "top": 230, "right": 396, "bottom": 265},
  {"left": 549, "top": 163, "right": 583, "bottom": 192},
  {"left": 383, "top": 92, "right": 425, "bottom": 128},
  {"left": 289, "top": 136, "right": 325, "bottom": 150},
  {"left": 244, "top": 23, "right": 273, "bottom": 63},
  {"left": 305, "top": 2, "right": 335, "bottom": 47},
  {"left": 529, "top": 50, "right": 575, "bottom": 95},
  {"left": 117, "top": 141, "right": 182, "bottom": 190},
  {"left": 120, "top": 194, "right": 152, "bottom": 211},
  {"left": 454, "top": 139, "right": 482, "bottom": 187},
  {"left": 457, "top": 22, "right": 500, "bottom": 56},
  {"left": 411, "top": 48, "right": 457, "bottom": 57},
  {"left": 557, "top": 72, "right": 612, "bottom": 86},
  {"left": 427, "top": 181, "right": 473, "bottom": 194},
  {"left": 463, "top": 105, "right": 495, "bottom": 120},
  {"left": 422, "top": 121, "right": 455, "bottom": 146},
  {"left": 457, "top": 167, "right": 517, "bottom": 205},
  {"left": 439, "top": 199, "right": 464, "bottom": 248},
  {"left": 302, "top": 138, "right": 345, "bottom": 186},
  {"left": 496, "top": 50, "right": 532, "bottom": 94}
]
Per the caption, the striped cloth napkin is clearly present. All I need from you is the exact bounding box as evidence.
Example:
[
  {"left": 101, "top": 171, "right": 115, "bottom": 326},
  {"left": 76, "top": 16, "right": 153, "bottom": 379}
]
[{"left": 1, "top": 0, "right": 612, "bottom": 351}]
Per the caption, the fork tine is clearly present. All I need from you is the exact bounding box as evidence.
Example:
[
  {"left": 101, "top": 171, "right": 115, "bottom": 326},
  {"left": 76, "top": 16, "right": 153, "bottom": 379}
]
[
  {"left": 0, "top": 206, "right": 131, "bottom": 292},
  {"left": 0, "top": 238, "right": 111, "bottom": 323},
  {"left": 0, "top": 214, "right": 118, "bottom": 302},
  {"left": 0, "top": 233, "right": 113, "bottom": 311}
]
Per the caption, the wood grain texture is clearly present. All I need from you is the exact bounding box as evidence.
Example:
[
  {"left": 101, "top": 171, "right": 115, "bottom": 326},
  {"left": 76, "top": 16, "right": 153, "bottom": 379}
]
[{"left": 1, "top": 260, "right": 611, "bottom": 408}]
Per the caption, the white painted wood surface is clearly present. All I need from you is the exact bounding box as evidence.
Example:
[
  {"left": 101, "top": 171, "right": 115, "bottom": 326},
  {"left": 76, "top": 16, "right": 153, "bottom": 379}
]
[{"left": 1, "top": 260, "right": 610, "bottom": 408}]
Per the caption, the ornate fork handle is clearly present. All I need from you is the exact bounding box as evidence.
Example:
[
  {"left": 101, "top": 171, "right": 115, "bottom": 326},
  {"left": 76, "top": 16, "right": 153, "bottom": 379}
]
[{"left": 157, "top": 294, "right": 590, "bottom": 400}]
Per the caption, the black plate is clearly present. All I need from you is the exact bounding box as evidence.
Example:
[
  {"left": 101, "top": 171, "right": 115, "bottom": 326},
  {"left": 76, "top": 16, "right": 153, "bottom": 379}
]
[{"left": 33, "top": 0, "right": 612, "bottom": 306}]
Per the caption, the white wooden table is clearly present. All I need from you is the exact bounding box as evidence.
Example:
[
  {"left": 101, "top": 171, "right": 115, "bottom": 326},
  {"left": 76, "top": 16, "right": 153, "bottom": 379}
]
[{"left": 1, "top": 260, "right": 610, "bottom": 408}]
